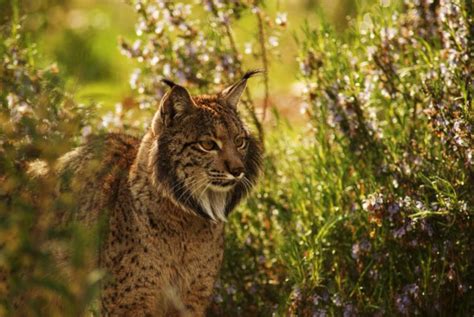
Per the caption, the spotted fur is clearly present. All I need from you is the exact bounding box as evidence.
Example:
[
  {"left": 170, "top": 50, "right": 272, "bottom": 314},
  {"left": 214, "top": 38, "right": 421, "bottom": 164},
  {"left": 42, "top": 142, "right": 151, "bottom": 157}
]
[{"left": 56, "top": 72, "right": 262, "bottom": 316}]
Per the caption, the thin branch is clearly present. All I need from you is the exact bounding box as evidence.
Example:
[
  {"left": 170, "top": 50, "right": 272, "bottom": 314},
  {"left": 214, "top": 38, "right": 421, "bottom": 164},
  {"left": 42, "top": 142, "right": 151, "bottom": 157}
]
[
  {"left": 223, "top": 22, "right": 264, "bottom": 141},
  {"left": 256, "top": 9, "right": 270, "bottom": 122}
]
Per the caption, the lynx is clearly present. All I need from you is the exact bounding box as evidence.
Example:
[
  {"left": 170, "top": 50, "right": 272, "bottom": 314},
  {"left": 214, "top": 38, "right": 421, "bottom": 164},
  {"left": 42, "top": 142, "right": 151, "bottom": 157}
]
[{"left": 55, "top": 71, "right": 262, "bottom": 316}]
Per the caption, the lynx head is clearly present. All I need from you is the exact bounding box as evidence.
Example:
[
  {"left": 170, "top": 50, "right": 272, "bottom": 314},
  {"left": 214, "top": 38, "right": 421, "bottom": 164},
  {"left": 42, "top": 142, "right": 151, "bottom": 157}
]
[{"left": 150, "top": 71, "right": 263, "bottom": 222}]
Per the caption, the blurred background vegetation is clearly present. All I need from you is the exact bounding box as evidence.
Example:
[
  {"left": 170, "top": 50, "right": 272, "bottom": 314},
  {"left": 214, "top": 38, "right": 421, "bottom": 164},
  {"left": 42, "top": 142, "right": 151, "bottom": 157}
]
[
  {"left": 1, "top": 0, "right": 370, "bottom": 117},
  {"left": 1, "top": 0, "right": 473, "bottom": 316}
]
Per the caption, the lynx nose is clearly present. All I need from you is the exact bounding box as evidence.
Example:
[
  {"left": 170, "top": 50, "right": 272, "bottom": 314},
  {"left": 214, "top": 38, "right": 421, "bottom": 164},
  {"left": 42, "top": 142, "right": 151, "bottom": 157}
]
[
  {"left": 223, "top": 151, "right": 244, "bottom": 179},
  {"left": 229, "top": 166, "right": 244, "bottom": 178}
]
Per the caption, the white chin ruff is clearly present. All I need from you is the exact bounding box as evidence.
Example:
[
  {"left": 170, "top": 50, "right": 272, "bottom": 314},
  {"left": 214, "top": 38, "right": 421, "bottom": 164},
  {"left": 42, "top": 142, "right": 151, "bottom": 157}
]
[{"left": 199, "top": 189, "right": 228, "bottom": 222}]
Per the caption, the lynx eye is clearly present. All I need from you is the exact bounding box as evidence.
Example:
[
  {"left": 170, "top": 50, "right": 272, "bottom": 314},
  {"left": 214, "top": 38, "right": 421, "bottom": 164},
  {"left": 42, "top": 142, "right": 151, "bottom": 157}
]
[
  {"left": 199, "top": 140, "right": 219, "bottom": 152},
  {"left": 235, "top": 136, "right": 247, "bottom": 149}
]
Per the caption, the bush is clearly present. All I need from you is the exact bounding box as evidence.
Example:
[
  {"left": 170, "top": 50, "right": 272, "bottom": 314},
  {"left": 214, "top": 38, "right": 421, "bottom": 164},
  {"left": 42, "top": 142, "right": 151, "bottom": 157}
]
[
  {"left": 0, "top": 14, "right": 102, "bottom": 316},
  {"left": 211, "top": 0, "right": 473, "bottom": 315}
]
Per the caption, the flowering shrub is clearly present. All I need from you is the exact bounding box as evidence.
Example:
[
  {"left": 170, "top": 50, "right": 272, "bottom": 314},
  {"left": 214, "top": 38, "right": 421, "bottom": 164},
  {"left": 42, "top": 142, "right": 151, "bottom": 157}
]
[
  {"left": 120, "top": 0, "right": 286, "bottom": 138},
  {"left": 0, "top": 17, "right": 102, "bottom": 315},
  {"left": 212, "top": 0, "right": 473, "bottom": 315}
]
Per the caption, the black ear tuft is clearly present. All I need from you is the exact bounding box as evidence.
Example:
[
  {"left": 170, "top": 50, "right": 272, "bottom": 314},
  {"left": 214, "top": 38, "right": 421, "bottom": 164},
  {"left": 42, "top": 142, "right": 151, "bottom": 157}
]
[
  {"left": 219, "top": 69, "right": 263, "bottom": 109},
  {"left": 242, "top": 69, "right": 264, "bottom": 81},
  {"left": 162, "top": 79, "right": 177, "bottom": 88}
]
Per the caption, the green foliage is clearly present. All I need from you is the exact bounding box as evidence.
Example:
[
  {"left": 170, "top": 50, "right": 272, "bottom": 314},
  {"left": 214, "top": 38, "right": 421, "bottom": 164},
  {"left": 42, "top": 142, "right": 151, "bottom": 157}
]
[
  {"left": 0, "top": 13, "right": 103, "bottom": 316},
  {"left": 54, "top": 28, "right": 113, "bottom": 82}
]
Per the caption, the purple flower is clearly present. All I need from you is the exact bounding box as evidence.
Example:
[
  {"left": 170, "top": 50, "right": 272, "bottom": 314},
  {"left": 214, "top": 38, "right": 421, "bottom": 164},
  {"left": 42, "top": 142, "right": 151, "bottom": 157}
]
[
  {"left": 292, "top": 287, "right": 302, "bottom": 301},
  {"left": 392, "top": 226, "right": 406, "bottom": 239},
  {"left": 343, "top": 304, "right": 356, "bottom": 317},
  {"left": 388, "top": 202, "right": 400, "bottom": 216},
  {"left": 331, "top": 293, "right": 342, "bottom": 306},
  {"left": 403, "top": 283, "right": 419, "bottom": 299},
  {"left": 395, "top": 293, "right": 411, "bottom": 314},
  {"left": 311, "top": 294, "right": 321, "bottom": 306},
  {"left": 351, "top": 243, "right": 361, "bottom": 259},
  {"left": 312, "top": 309, "right": 327, "bottom": 317}
]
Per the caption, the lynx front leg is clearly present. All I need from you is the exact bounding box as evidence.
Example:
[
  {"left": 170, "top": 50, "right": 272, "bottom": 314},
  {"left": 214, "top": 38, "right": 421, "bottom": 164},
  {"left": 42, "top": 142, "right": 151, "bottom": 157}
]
[
  {"left": 102, "top": 280, "right": 194, "bottom": 317},
  {"left": 181, "top": 276, "right": 218, "bottom": 317}
]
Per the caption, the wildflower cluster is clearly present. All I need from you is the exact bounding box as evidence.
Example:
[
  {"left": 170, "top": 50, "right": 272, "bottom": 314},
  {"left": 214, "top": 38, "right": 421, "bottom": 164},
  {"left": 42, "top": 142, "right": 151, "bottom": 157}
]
[
  {"left": 360, "top": 190, "right": 472, "bottom": 314},
  {"left": 298, "top": 29, "right": 386, "bottom": 169},
  {"left": 120, "top": 0, "right": 286, "bottom": 136},
  {"left": 423, "top": 0, "right": 473, "bottom": 167},
  {"left": 294, "top": 0, "right": 473, "bottom": 314},
  {"left": 1, "top": 31, "right": 86, "bottom": 156}
]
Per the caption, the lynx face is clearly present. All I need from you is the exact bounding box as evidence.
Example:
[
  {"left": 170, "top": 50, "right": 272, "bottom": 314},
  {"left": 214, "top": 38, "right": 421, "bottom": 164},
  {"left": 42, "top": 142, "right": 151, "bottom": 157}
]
[{"left": 151, "top": 71, "right": 262, "bottom": 221}]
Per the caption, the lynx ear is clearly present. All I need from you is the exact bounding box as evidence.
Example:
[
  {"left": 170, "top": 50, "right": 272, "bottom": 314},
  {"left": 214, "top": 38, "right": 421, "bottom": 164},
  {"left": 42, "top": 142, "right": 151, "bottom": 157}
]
[
  {"left": 220, "top": 70, "right": 263, "bottom": 108},
  {"left": 152, "top": 81, "right": 195, "bottom": 134}
]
